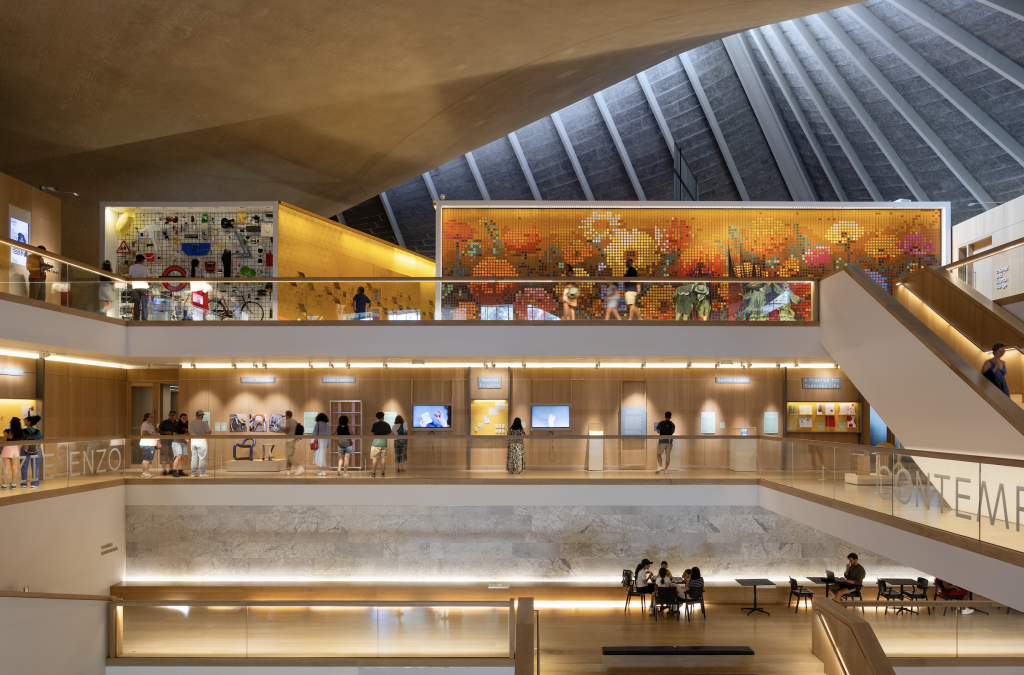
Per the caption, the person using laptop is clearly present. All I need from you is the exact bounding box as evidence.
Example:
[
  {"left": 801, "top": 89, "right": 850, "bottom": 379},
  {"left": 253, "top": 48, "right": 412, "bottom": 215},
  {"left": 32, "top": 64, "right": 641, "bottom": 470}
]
[{"left": 829, "top": 552, "right": 865, "bottom": 599}]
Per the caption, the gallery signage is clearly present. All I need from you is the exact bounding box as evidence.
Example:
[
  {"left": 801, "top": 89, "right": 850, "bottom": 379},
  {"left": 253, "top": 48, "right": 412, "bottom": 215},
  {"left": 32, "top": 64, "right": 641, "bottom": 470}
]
[
  {"left": 803, "top": 377, "right": 842, "bottom": 389},
  {"left": 715, "top": 376, "right": 750, "bottom": 384},
  {"left": 240, "top": 376, "right": 276, "bottom": 383},
  {"left": 0, "top": 367, "right": 25, "bottom": 376},
  {"left": 477, "top": 376, "right": 503, "bottom": 389},
  {"left": 620, "top": 406, "right": 647, "bottom": 435},
  {"left": 322, "top": 376, "right": 356, "bottom": 383}
]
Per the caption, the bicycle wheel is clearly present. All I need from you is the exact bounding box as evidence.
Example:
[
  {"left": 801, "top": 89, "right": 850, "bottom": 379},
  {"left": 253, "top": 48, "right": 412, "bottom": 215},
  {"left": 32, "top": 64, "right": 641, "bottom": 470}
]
[{"left": 240, "top": 300, "right": 264, "bottom": 321}]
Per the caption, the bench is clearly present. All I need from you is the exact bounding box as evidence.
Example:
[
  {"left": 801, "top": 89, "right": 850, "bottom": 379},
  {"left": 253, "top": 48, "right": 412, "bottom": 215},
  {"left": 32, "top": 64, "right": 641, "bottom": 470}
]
[{"left": 602, "top": 645, "right": 755, "bottom": 668}]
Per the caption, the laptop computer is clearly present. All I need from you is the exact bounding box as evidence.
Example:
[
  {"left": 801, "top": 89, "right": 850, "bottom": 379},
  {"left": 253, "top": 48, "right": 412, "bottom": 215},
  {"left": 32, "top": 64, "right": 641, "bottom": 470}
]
[{"left": 826, "top": 570, "right": 836, "bottom": 582}]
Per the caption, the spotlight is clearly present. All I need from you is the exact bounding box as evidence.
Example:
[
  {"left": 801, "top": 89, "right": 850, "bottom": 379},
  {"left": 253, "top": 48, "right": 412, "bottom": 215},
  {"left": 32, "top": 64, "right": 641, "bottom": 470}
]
[
  {"left": 384, "top": 363, "right": 388, "bottom": 368},
  {"left": 776, "top": 363, "right": 781, "bottom": 368},
  {"left": 522, "top": 362, "right": 526, "bottom": 369},
  {"left": 346, "top": 362, "right": 351, "bottom": 368},
  {"left": 262, "top": 363, "right": 268, "bottom": 369},
  {"left": 714, "top": 362, "right": 720, "bottom": 368},
  {"left": 641, "top": 362, "right": 646, "bottom": 368},
  {"left": 491, "top": 362, "right": 496, "bottom": 368},
  {"left": 748, "top": 362, "right": 753, "bottom": 369},
  {"left": 191, "top": 362, "right": 196, "bottom": 369},
  {"left": 687, "top": 362, "right": 692, "bottom": 368},
  {"left": 329, "top": 362, "right": 334, "bottom": 368},
  {"left": 232, "top": 363, "right": 237, "bottom": 369},
  {"left": 309, "top": 363, "right": 313, "bottom": 368},
  {"left": 834, "top": 363, "right": 840, "bottom": 369},
  {"left": 253, "top": 362, "right": 258, "bottom": 369},
  {"left": 595, "top": 362, "right": 600, "bottom": 369}
]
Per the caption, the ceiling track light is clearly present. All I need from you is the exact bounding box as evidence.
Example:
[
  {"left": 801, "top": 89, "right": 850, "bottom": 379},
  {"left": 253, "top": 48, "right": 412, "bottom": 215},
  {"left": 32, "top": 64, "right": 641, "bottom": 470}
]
[
  {"left": 329, "top": 362, "right": 334, "bottom": 368},
  {"left": 309, "top": 363, "right": 314, "bottom": 369},
  {"left": 191, "top": 362, "right": 196, "bottom": 369},
  {"left": 834, "top": 363, "right": 840, "bottom": 369},
  {"left": 714, "top": 362, "right": 720, "bottom": 368},
  {"left": 231, "top": 363, "right": 237, "bottom": 369},
  {"left": 687, "top": 362, "right": 692, "bottom": 368},
  {"left": 776, "top": 363, "right": 781, "bottom": 368},
  {"left": 384, "top": 363, "right": 388, "bottom": 368},
  {"left": 522, "top": 362, "right": 526, "bottom": 369},
  {"left": 641, "top": 362, "right": 646, "bottom": 368},
  {"left": 262, "top": 363, "right": 268, "bottom": 369},
  {"left": 595, "top": 362, "right": 600, "bottom": 369},
  {"left": 346, "top": 362, "right": 351, "bottom": 369}
]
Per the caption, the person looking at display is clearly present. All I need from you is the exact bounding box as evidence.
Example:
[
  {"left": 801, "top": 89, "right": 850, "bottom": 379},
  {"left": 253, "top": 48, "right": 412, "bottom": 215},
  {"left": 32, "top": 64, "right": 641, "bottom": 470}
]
[
  {"left": 336, "top": 415, "right": 353, "bottom": 478},
  {"left": 352, "top": 286, "right": 371, "bottom": 319},
  {"left": 280, "top": 410, "right": 301, "bottom": 475},
  {"left": 561, "top": 285, "right": 578, "bottom": 321},
  {"left": 506, "top": 417, "right": 525, "bottom": 474},
  {"left": 172, "top": 413, "right": 189, "bottom": 477},
  {"left": 624, "top": 258, "right": 641, "bottom": 320},
  {"left": 139, "top": 412, "right": 159, "bottom": 478},
  {"left": 312, "top": 412, "right": 330, "bottom": 477},
  {"left": 369, "top": 411, "right": 392, "bottom": 478},
  {"left": 157, "top": 411, "right": 178, "bottom": 476},
  {"left": 829, "top": 553, "right": 865, "bottom": 600},
  {"left": 0, "top": 418, "right": 23, "bottom": 490},
  {"left": 99, "top": 260, "right": 117, "bottom": 317},
  {"left": 129, "top": 254, "right": 150, "bottom": 321},
  {"left": 189, "top": 409, "right": 211, "bottom": 478},
  {"left": 654, "top": 411, "right": 675, "bottom": 474},
  {"left": 21, "top": 415, "right": 42, "bottom": 488},
  {"left": 982, "top": 343, "right": 1010, "bottom": 398},
  {"left": 27, "top": 245, "right": 52, "bottom": 303},
  {"left": 392, "top": 415, "right": 409, "bottom": 473},
  {"left": 603, "top": 283, "right": 621, "bottom": 321}
]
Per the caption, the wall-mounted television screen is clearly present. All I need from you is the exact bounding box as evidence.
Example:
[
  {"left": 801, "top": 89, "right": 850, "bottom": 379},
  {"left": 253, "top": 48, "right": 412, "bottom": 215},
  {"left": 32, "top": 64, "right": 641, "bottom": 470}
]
[
  {"left": 531, "top": 405, "right": 571, "bottom": 429},
  {"left": 413, "top": 405, "right": 452, "bottom": 428}
]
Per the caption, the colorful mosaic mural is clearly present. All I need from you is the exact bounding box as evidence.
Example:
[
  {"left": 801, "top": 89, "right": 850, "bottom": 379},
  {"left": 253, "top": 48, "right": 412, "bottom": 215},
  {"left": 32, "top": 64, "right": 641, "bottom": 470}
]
[{"left": 440, "top": 207, "right": 943, "bottom": 291}]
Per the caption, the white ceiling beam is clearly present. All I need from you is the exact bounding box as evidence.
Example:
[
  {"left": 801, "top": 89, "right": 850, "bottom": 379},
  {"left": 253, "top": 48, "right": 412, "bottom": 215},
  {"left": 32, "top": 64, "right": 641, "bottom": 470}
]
[
  {"left": 722, "top": 33, "right": 818, "bottom": 201},
  {"left": 974, "top": 0, "right": 1024, "bottom": 22},
  {"left": 507, "top": 132, "right": 542, "bottom": 200},
  {"left": 464, "top": 151, "right": 491, "bottom": 200},
  {"left": 422, "top": 172, "right": 439, "bottom": 201},
  {"left": 678, "top": 53, "right": 750, "bottom": 200},
  {"left": 550, "top": 111, "right": 595, "bottom": 201},
  {"left": 763, "top": 24, "right": 882, "bottom": 200},
  {"left": 592, "top": 91, "right": 646, "bottom": 200},
  {"left": 814, "top": 11, "right": 993, "bottom": 208},
  {"left": 747, "top": 29, "right": 847, "bottom": 200},
  {"left": 635, "top": 72, "right": 699, "bottom": 200},
  {"left": 788, "top": 18, "right": 929, "bottom": 201},
  {"left": 378, "top": 191, "right": 406, "bottom": 249}
]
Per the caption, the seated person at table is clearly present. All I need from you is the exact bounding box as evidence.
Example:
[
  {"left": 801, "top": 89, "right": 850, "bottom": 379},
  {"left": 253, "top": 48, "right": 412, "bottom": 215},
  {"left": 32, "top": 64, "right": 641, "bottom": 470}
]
[
  {"left": 659, "top": 560, "right": 673, "bottom": 578},
  {"left": 829, "top": 552, "right": 865, "bottom": 599},
  {"left": 634, "top": 559, "right": 655, "bottom": 591},
  {"left": 935, "top": 579, "right": 973, "bottom": 614},
  {"left": 684, "top": 566, "right": 705, "bottom": 598}
]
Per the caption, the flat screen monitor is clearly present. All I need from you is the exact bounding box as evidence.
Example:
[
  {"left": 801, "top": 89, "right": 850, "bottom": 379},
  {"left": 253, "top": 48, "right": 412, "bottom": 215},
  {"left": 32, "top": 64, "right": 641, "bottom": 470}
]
[
  {"left": 413, "top": 404, "right": 452, "bottom": 429},
  {"left": 10, "top": 217, "right": 28, "bottom": 266},
  {"left": 532, "top": 405, "right": 570, "bottom": 429}
]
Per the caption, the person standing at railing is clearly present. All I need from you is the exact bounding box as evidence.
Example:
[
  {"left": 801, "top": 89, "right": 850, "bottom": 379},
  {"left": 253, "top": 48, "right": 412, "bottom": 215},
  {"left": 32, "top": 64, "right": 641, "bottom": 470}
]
[
  {"left": 139, "top": 412, "right": 159, "bottom": 478},
  {"left": 393, "top": 415, "right": 409, "bottom": 473},
  {"left": 1, "top": 417, "right": 23, "bottom": 490},
  {"left": 129, "top": 254, "right": 150, "bottom": 321},
  {"left": 352, "top": 286, "right": 370, "bottom": 320},
  {"left": 312, "top": 412, "right": 330, "bottom": 477},
  {"left": 189, "top": 410, "right": 211, "bottom": 478},
  {"left": 981, "top": 343, "right": 1010, "bottom": 398},
  {"left": 604, "top": 284, "right": 621, "bottom": 321},
  {"left": 157, "top": 410, "right": 178, "bottom": 476},
  {"left": 99, "top": 260, "right": 118, "bottom": 317},
  {"left": 280, "top": 411, "right": 301, "bottom": 475},
  {"left": 20, "top": 415, "right": 42, "bottom": 488},
  {"left": 336, "top": 415, "right": 353, "bottom": 478},
  {"left": 27, "top": 246, "right": 52, "bottom": 303},
  {"left": 172, "top": 413, "right": 189, "bottom": 477},
  {"left": 624, "top": 259, "right": 641, "bottom": 320},
  {"left": 654, "top": 412, "right": 675, "bottom": 474},
  {"left": 369, "top": 411, "right": 391, "bottom": 478}
]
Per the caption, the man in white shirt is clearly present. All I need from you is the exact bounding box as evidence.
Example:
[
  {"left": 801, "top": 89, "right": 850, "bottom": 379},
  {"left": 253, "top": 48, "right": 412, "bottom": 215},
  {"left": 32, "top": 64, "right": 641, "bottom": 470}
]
[
  {"left": 128, "top": 254, "right": 150, "bottom": 321},
  {"left": 189, "top": 409, "right": 212, "bottom": 477},
  {"left": 279, "top": 410, "right": 301, "bottom": 475}
]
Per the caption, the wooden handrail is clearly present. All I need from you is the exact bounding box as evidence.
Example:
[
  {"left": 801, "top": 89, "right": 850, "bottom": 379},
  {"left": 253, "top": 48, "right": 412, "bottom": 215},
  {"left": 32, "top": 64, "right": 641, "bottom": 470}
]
[
  {"left": 943, "top": 235, "right": 1024, "bottom": 271},
  {"left": 0, "top": 590, "right": 116, "bottom": 601},
  {"left": 812, "top": 597, "right": 895, "bottom": 675},
  {"left": 113, "top": 599, "right": 513, "bottom": 607}
]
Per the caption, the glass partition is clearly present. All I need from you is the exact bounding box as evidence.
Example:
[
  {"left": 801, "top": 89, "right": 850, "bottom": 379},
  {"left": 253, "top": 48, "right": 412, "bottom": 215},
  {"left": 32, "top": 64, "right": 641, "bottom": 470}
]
[{"left": 115, "top": 601, "right": 513, "bottom": 659}]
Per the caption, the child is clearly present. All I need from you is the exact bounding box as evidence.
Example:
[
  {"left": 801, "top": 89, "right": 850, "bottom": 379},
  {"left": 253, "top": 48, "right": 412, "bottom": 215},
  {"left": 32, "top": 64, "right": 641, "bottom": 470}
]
[{"left": 604, "top": 284, "right": 621, "bottom": 321}]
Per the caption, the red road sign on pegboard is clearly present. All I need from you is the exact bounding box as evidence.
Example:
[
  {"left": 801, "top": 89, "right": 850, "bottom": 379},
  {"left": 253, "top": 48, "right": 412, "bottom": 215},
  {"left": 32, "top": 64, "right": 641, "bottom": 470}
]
[{"left": 116, "top": 240, "right": 131, "bottom": 254}]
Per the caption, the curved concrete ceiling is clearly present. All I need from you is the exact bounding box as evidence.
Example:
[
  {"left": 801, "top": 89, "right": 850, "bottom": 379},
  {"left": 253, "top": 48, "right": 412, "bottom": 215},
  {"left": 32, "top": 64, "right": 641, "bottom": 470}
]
[{"left": 0, "top": 0, "right": 853, "bottom": 261}]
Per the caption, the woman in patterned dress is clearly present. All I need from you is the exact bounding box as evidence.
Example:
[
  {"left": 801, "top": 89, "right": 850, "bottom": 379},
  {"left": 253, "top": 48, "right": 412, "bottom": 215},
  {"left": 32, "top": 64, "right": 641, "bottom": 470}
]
[
  {"left": 506, "top": 417, "right": 525, "bottom": 474},
  {"left": 393, "top": 415, "right": 409, "bottom": 472}
]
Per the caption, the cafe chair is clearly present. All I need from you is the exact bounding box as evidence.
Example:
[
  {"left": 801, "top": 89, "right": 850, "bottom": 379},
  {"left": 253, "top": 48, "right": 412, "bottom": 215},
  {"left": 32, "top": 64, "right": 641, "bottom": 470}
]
[
  {"left": 844, "top": 586, "right": 865, "bottom": 614},
  {"left": 788, "top": 577, "right": 814, "bottom": 613},
  {"left": 877, "top": 580, "right": 904, "bottom": 615},
  {"left": 652, "top": 586, "right": 680, "bottom": 621},
  {"left": 623, "top": 571, "right": 647, "bottom": 613},
  {"left": 903, "top": 577, "right": 930, "bottom": 615},
  {"left": 680, "top": 587, "right": 706, "bottom": 622}
]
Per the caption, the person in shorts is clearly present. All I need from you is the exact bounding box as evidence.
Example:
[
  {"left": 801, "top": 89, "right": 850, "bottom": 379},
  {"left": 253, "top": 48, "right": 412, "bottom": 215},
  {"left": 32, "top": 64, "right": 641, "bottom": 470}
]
[
  {"left": 624, "top": 258, "right": 641, "bottom": 320},
  {"left": 279, "top": 410, "right": 300, "bottom": 475},
  {"left": 157, "top": 410, "right": 177, "bottom": 476},
  {"left": 370, "top": 412, "right": 391, "bottom": 478},
  {"left": 603, "top": 284, "right": 620, "bottom": 321},
  {"left": 336, "top": 415, "right": 354, "bottom": 477},
  {"left": 655, "top": 411, "right": 675, "bottom": 474},
  {"left": 139, "top": 413, "right": 159, "bottom": 478},
  {"left": 829, "top": 553, "right": 866, "bottom": 600},
  {"left": 171, "top": 413, "right": 189, "bottom": 477}
]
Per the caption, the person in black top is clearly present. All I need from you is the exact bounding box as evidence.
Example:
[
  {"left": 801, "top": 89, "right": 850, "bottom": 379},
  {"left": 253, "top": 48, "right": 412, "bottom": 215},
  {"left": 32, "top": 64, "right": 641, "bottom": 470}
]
[
  {"left": 369, "top": 411, "right": 392, "bottom": 477},
  {"left": 655, "top": 411, "right": 675, "bottom": 474},
  {"left": 352, "top": 286, "right": 371, "bottom": 318},
  {"left": 157, "top": 411, "right": 178, "bottom": 476},
  {"left": 624, "top": 258, "right": 641, "bottom": 320}
]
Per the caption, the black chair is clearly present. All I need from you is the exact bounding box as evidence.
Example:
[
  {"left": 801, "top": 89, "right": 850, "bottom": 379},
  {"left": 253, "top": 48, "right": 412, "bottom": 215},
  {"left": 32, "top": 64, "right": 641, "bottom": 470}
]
[
  {"left": 652, "top": 585, "right": 680, "bottom": 621},
  {"left": 788, "top": 577, "right": 814, "bottom": 613},
  {"left": 877, "top": 580, "right": 904, "bottom": 615},
  {"left": 903, "top": 577, "right": 930, "bottom": 615},
  {"left": 680, "top": 587, "right": 705, "bottom": 622},
  {"left": 623, "top": 570, "right": 647, "bottom": 613}
]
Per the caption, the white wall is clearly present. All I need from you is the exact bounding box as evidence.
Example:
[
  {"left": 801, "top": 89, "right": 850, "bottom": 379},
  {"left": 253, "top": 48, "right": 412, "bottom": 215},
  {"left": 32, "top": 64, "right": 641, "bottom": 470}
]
[
  {"left": 821, "top": 270, "right": 1024, "bottom": 458},
  {"left": 0, "top": 597, "right": 109, "bottom": 675},
  {"left": 0, "top": 486, "right": 125, "bottom": 594},
  {"left": 108, "top": 668, "right": 514, "bottom": 675}
]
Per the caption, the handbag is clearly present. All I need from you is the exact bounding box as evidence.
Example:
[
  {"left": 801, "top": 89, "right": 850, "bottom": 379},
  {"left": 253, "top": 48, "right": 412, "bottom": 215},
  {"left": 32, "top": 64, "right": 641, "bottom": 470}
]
[{"left": 310, "top": 439, "right": 319, "bottom": 450}]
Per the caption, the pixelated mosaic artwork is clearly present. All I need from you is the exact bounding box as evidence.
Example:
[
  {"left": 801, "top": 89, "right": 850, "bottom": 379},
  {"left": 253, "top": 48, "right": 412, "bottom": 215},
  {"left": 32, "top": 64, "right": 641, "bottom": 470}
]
[{"left": 438, "top": 207, "right": 940, "bottom": 320}]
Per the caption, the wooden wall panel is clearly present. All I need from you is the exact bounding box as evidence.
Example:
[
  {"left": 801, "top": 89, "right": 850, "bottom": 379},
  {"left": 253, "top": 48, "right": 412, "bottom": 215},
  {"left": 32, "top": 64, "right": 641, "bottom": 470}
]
[
  {"left": 44, "top": 362, "right": 127, "bottom": 438},
  {"left": 0, "top": 356, "right": 37, "bottom": 400}
]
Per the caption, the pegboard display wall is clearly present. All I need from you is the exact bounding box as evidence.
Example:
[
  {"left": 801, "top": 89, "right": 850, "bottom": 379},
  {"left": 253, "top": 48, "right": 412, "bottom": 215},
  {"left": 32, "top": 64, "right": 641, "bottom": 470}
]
[{"left": 106, "top": 203, "right": 277, "bottom": 321}]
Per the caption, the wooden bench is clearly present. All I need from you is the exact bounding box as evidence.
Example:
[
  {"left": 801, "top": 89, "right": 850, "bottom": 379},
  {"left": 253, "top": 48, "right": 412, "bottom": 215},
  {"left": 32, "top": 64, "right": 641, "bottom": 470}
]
[{"left": 602, "top": 645, "right": 755, "bottom": 668}]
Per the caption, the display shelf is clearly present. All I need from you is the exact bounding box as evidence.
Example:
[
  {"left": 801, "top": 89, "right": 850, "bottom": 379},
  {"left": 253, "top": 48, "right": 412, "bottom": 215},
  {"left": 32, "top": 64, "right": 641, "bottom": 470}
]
[{"left": 786, "top": 401, "right": 859, "bottom": 433}]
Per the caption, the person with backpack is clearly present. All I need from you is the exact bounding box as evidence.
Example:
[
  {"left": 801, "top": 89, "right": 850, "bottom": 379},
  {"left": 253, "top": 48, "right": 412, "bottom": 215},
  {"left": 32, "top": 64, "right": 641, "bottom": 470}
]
[
  {"left": 279, "top": 410, "right": 301, "bottom": 475},
  {"left": 21, "top": 415, "right": 42, "bottom": 488}
]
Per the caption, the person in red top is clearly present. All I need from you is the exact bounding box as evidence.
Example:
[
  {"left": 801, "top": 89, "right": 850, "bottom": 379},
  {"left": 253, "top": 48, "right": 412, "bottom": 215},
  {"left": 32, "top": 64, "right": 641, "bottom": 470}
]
[{"left": 935, "top": 579, "right": 973, "bottom": 614}]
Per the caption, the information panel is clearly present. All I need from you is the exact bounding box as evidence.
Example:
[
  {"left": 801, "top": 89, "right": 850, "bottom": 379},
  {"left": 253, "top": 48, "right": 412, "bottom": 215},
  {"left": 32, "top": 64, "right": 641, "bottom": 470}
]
[
  {"left": 802, "top": 377, "right": 842, "bottom": 389},
  {"left": 620, "top": 406, "right": 647, "bottom": 435}
]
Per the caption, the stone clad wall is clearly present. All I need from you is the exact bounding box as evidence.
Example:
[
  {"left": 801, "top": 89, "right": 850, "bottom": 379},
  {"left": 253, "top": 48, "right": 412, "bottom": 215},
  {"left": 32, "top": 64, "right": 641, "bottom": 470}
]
[{"left": 126, "top": 504, "right": 917, "bottom": 580}]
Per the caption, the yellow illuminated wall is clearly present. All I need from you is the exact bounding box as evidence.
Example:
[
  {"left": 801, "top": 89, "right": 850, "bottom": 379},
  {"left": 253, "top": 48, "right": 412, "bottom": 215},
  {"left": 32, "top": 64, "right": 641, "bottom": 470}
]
[
  {"left": 440, "top": 206, "right": 942, "bottom": 291},
  {"left": 277, "top": 202, "right": 436, "bottom": 319}
]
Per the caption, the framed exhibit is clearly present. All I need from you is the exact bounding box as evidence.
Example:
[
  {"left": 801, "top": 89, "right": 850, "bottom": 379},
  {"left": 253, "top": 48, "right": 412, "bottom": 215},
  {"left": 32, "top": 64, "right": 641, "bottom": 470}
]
[
  {"left": 471, "top": 399, "right": 508, "bottom": 435},
  {"left": 786, "top": 401, "right": 859, "bottom": 433}
]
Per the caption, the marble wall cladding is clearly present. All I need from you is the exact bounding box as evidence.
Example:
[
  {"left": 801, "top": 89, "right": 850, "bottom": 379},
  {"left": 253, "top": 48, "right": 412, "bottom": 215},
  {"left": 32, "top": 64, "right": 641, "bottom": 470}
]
[{"left": 125, "top": 505, "right": 920, "bottom": 580}]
